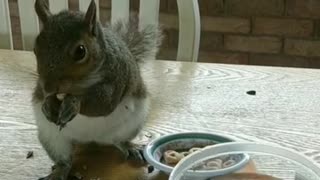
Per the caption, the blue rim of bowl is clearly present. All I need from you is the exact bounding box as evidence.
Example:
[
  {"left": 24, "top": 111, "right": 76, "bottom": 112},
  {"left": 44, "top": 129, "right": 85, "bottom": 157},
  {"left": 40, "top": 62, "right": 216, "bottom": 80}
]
[{"left": 143, "top": 132, "right": 250, "bottom": 176}]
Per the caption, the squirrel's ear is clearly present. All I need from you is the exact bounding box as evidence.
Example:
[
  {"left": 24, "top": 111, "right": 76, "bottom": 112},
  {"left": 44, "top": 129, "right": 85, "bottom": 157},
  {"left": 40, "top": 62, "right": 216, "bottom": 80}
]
[
  {"left": 84, "top": 0, "right": 97, "bottom": 36},
  {"left": 35, "top": 0, "right": 52, "bottom": 24}
]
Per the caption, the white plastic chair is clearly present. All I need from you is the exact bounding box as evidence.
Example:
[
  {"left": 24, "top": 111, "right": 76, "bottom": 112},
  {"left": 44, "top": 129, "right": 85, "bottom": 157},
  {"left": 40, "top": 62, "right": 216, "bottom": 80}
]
[{"left": 0, "top": 0, "right": 200, "bottom": 62}]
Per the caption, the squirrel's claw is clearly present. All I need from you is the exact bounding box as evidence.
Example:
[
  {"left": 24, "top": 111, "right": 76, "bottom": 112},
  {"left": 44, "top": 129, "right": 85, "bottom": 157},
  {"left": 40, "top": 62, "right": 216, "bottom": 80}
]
[
  {"left": 42, "top": 95, "right": 61, "bottom": 124},
  {"left": 57, "top": 95, "right": 80, "bottom": 129},
  {"left": 115, "top": 143, "right": 146, "bottom": 163},
  {"left": 127, "top": 148, "right": 145, "bottom": 162},
  {"left": 42, "top": 101, "right": 53, "bottom": 121}
]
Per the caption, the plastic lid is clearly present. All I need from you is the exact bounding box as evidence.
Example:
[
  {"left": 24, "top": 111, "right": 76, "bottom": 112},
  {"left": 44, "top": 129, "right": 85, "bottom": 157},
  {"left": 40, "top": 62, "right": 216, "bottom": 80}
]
[{"left": 169, "top": 142, "right": 320, "bottom": 180}]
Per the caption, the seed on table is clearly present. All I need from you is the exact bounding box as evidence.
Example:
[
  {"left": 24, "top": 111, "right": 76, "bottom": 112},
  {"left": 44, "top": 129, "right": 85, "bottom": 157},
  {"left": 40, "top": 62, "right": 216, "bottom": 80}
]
[
  {"left": 246, "top": 90, "right": 256, "bottom": 95},
  {"left": 26, "top": 151, "right": 33, "bottom": 159}
]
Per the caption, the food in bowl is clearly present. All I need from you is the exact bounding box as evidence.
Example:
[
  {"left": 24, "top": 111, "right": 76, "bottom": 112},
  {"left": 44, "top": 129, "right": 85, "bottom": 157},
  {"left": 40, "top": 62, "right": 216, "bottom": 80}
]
[
  {"left": 144, "top": 132, "right": 250, "bottom": 179},
  {"left": 163, "top": 146, "right": 239, "bottom": 170}
]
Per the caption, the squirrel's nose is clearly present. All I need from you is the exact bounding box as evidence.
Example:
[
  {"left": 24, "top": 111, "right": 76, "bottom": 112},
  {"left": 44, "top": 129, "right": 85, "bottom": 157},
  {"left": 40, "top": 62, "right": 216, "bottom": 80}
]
[
  {"left": 58, "top": 80, "right": 71, "bottom": 93},
  {"left": 42, "top": 79, "right": 71, "bottom": 94}
]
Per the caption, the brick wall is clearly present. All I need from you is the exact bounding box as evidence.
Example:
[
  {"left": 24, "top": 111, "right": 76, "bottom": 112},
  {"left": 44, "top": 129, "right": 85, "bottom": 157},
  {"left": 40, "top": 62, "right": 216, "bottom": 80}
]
[
  {"left": 156, "top": 0, "right": 320, "bottom": 68},
  {"left": 8, "top": 0, "right": 320, "bottom": 68}
]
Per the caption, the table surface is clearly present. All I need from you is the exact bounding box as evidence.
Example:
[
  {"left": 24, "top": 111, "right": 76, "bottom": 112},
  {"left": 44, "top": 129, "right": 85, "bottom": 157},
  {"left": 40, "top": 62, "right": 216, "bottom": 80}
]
[{"left": 0, "top": 49, "right": 320, "bottom": 180}]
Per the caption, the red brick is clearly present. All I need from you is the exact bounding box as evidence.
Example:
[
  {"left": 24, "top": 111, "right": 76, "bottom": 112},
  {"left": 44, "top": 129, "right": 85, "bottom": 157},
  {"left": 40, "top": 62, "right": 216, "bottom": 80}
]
[
  {"left": 161, "top": 29, "right": 179, "bottom": 48},
  {"left": 249, "top": 54, "right": 311, "bottom": 68},
  {"left": 287, "top": 0, "right": 320, "bottom": 18},
  {"left": 199, "top": 51, "right": 248, "bottom": 64},
  {"left": 168, "top": 0, "right": 224, "bottom": 15},
  {"left": 129, "top": 0, "right": 139, "bottom": 11},
  {"left": 225, "top": 0, "right": 284, "bottom": 16},
  {"left": 161, "top": 29, "right": 173, "bottom": 48},
  {"left": 198, "top": 0, "right": 208, "bottom": 15},
  {"left": 315, "top": 20, "right": 320, "bottom": 39},
  {"left": 167, "top": 0, "right": 178, "bottom": 14},
  {"left": 198, "top": 0, "right": 224, "bottom": 16},
  {"left": 253, "top": 18, "right": 313, "bottom": 37},
  {"left": 8, "top": 0, "right": 22, "bottom": 50},
  {"left": 200, "top": 32, "right": 223, "bottom": 51},
  {"left": 157, "top": 48, "right": 177, "bottom": 60},
  {"left": 99, "top": 9, "right": 111, "bottom": 25},
  {"left": 68, "top": 0, "right": 78, "bottom": 11},
  {"left": 202, "top": 16, "right": 250, "bottom": 33},
  {"left": 162, "top": 30, "right": 223, "bottom": 51},
  {"left": 159, "top": 13, "right": 179, "bottom": 29},
  {"left": 284, "top": 39, "right": 320, "bottom": 57},
  {"left": 158, "top": 49, "right": 249, "bottom": 64},
  {"left": 308, "top": 58, "right": 320, "bottom": 68},
  {"left": 100, "top": 0, "right": 111, "bottom": 9},
  {"left": 225, "top": 35, "right": 282, "bottom": 53},
  {"left": 159, "top": 0, "right": 168, "bottom": 12},
  {"left": 208, "top": 0, "right": 224, "bottom": 15},
  {"left": 160, "top": 15, "right": 250, "bottom": 34}
]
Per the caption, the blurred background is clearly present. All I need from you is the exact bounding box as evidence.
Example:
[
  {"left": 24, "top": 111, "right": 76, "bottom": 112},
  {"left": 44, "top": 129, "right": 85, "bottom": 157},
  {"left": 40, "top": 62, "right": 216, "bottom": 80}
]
[{"left": 8, "top": 0, "right": 320, "bottom": 68}]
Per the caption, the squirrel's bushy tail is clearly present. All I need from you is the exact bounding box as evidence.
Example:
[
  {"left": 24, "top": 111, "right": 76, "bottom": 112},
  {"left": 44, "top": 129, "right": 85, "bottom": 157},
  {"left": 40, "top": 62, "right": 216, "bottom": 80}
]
[{"left": 110, "top": 16, "right": 163, "bottom": 62}]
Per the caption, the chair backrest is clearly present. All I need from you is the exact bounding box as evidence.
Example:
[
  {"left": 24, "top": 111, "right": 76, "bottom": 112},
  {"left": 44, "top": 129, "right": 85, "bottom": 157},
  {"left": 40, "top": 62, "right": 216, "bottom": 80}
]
[{"left": 1, "top": 0, "right": 200, "bottom": 62}]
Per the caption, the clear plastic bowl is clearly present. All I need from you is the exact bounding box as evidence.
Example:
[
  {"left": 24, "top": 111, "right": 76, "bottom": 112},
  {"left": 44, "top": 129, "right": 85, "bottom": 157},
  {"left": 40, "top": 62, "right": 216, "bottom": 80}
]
[{"left": 169, "top": 142, "right": 320, "bottom": 180}]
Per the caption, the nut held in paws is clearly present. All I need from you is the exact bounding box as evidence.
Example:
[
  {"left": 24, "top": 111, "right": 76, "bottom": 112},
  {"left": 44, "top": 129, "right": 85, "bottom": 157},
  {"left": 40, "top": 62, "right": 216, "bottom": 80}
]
[{"left": 56, "top": 93, "right": 66, "bottom": 100}]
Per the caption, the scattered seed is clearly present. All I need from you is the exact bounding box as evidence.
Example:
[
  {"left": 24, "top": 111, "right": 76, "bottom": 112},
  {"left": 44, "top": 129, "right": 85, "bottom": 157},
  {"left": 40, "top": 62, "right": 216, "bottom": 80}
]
[
  {"left": 189, "top": 147, "right": 201, "bottom": 153},
  {"left": 144, "top": 132, "right": 152, "bottom": 138},
  {"left": 164, "top": 150, "right": 184, "bottom": 164},
  {"left": 246, "top": 90, "right": 256, "bottom": 95},
  {"left": 181, "top": 151, "right": 190, "bottom": 157},
  {"left": 26, "top": 151, "right": 33, "bottom": 159},
  {"left": 206, "top": 159, "right": 222, "bottom": 169},
  {"left": 56, "top": 93, "right": 66, "bottom": 101},
  {"left": 223, "top": 159, "right": 236, "bottom": 168},
  {"left": 147, "top": 165, "right": 154, "bottom": 173}
]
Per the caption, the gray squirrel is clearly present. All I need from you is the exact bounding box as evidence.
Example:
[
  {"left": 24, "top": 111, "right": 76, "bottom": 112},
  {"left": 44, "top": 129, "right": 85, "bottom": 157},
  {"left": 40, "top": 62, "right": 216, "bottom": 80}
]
[{"left": 32, "top": 0, "right": 162, "bottom": 179}]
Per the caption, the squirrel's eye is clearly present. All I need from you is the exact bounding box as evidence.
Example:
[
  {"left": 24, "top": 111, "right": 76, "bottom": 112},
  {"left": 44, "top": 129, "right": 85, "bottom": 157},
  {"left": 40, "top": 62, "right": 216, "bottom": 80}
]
[{"left": 74, "top": 45, "right": 86, "bottom": 62}]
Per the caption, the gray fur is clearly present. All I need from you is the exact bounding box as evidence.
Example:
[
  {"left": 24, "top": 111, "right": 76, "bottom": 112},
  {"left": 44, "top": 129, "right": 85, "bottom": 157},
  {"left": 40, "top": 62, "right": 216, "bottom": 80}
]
[
  {"left": 32, "top": 0, "right": 162, "bottom": 179},
  {"left": 110, "top": 16, "right": 163, "bottom": 62}
]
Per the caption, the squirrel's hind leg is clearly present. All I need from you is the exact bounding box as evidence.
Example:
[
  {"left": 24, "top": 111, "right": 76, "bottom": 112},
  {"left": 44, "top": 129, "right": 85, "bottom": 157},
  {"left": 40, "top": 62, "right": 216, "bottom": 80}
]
[{"left": 38, "top": 162, "right": 71, "bottom": 180}]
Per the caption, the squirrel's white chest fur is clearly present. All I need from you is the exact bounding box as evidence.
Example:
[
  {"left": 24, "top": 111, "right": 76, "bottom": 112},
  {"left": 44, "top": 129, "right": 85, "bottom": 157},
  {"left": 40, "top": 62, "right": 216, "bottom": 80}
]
[{"left": 33, "top": 96, "right": 149, "bottom": 145}]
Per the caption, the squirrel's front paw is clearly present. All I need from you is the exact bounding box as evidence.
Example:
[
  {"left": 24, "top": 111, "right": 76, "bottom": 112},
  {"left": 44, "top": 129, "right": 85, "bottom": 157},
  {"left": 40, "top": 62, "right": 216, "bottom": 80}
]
[
  {"left": 57, "top": 95, "right": 80, "bottom": 129},
  {"left": 42, "top": 95, "right": 61, "bottom": 124},
  {"left": 116, "top": 143, "right": 146, "bottom": 163}
]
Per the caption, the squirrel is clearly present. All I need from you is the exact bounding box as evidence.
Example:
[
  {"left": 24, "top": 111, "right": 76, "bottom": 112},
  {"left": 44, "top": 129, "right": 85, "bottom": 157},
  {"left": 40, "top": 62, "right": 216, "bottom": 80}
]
[{"left": 32, "top": 0, "right": 162, "bottom": 179}]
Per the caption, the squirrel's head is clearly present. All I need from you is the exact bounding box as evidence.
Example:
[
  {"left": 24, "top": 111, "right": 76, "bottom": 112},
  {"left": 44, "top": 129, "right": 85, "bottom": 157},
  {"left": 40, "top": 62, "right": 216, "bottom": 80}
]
[{"left": 34, "top": 0, "right": 105, "bottom": 96}]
